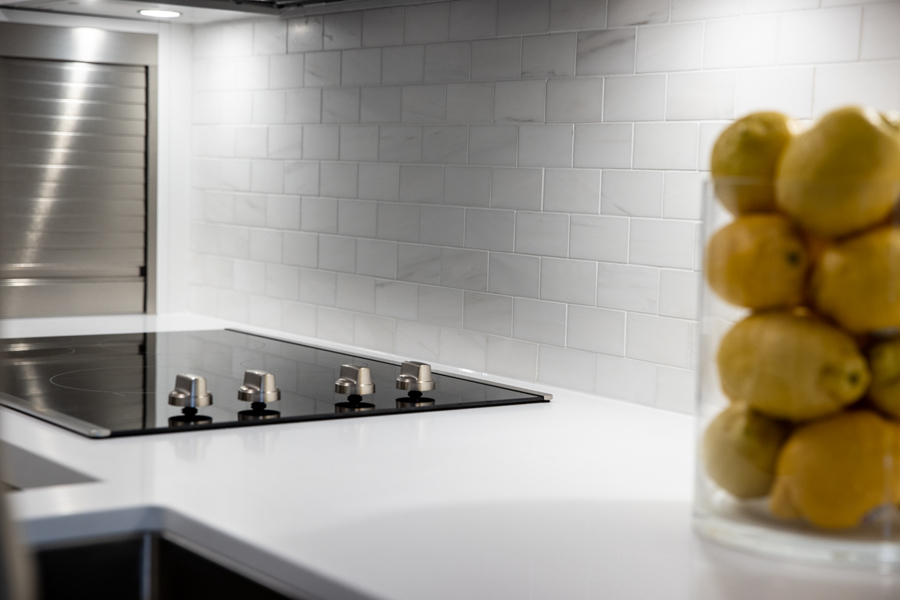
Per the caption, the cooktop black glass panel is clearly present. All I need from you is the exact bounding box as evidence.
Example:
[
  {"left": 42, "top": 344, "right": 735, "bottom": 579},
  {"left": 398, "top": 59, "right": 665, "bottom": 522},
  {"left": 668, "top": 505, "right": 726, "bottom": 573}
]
[{"left": 0, "top": 330, "right": 549, "bottom": 438}]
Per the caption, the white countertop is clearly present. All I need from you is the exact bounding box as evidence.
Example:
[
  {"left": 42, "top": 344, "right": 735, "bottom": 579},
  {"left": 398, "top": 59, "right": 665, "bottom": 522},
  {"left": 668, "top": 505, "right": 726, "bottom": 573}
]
[{"left": 1, "top": 314, "right": 898, "bottom": 600}]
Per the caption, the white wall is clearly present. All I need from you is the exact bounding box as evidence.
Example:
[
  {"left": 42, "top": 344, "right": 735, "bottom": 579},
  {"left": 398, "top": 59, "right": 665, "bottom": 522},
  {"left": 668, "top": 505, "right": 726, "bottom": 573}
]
[{"left": 188, "top": 0, "right": 900, "bottom": 413}]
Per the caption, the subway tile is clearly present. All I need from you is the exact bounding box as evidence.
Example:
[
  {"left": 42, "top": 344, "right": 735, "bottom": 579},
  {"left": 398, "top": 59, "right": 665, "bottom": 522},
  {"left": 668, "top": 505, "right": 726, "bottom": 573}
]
[
  {"left": 336, "top": 273, "right": 376, "bottom": 314},
  {"left": 234, "top": 259, "right": 264, "bottom": 292},
  {"left": 377, "top": 202, "right": 420, "bottom": 242},
  {"left": 439, "top": 328, "right": 487, "bottom": 372},
  {"left": 266, "top": 264, "right": 300, "bottom": 301},
  {"left": 576, "top": 29, "right": 635, "bottom": 76},
  {"left": 234, "top": 193, "right": 267, "bottom": 227},
  {"left": 418, "top": 284, "right": 463, "bottom": 326},
  {"left": 323, "top": 87, "right": 360, "bottom": 124},
  {"left": 703, "top": 16, "right": 778, "bottom": 69},
  {"left": 566, "top": 305, "right": 625, "bottom": 355},
  {"left": 340, "top": 125, "right": 380, "bottom": 162},
  {"left": 282, "top": 301, "right": 316, "bottom": 337},
  {"left": 464, "top": 291, "right": 513, "bottom": 336},
  {"left": 356, "top": 238, "right": 397, "bottom": 279},
  {"left": 361, "top": 86, "right": 402, "bottom": 123},
  {"left": 342, "top": 48, "right": 381, "bottom": 86},
  {"left": 302, "top": 125, "right": 340, "bottom": 160},
  {"left": 193, "top": 92, "right": 251, "bottom": 124},
  {"left": 299, "top": 268, "right": 335, "bottom": 305},
  {"left": 735, "top": 67, "right": 814, "bottom": 119},
  {"left": 324, "top": 11, "right": 362, "bottom": 50},
  {"left": 603, "top": 75, "right": 665, "bottom": 122},
  {"left": 267, "top": 195, "right": 301, "bottom": 230},
  {"left": 569, "top": 214, "right": 628, "bottom": 262},
  {"left": 382, "top": 46, "right": 425, "bottom": 85},
  {"left": 446, "top": 83, "right": 494, "bottom": 123},
  {"left": 423, "top": 125, "right": 468, "bottom": 165},
  {"left": 252, "top": 91, "right": 285, "bottom": 124},
  {"left": 251, "top": 229, "right": 282, "bottom": 262},
  {"left": 492, "top": 168, "right": 543, "bottom": 211},
  {"left": 375, "top": 280, "right": 418, "bottom": 319},
  {"left": 812, "top": 62, "right": 900, "bottom": 118},
  {"left": 395, "top": 320, "right": 441, "bottom": 362},
  {"left": 354, "top": 312, "right": 395, "bottom": 355},
  {"left": 656, "top": 366, "right": 697, "bottom": 414},
  {"left": 540, "top": 257, "right": 597, "bottom": 305},
  {"left": 626, "top": 313, "right": 692, "bottom": 368},
  {"left": 444, "top": 166, "right": 491, "bottom": 207},
  {"left": 862, "top": 3, "right": 900, "bottom": 60},
  {"left": 498, "top": 0, "right": 550, "bottom": 35},
  {"left": 254, "top": 20, "right": 287, "bottom": 55},
  {"left": 515, "top": 212, "right": 569, "bottom": 257},
  {"left": 465, "top": 208, "right": 515, "bottom": 251},
  {"left": 235, "top": 127, "right": 267, "bottom": 158},
  {"left": 671, "top": 0, "right": 739, "bottom": 21},
  {"left": 544, "top": 169, "right": 600, "bottom": 214},
  {"left": 284, "top": 231, "right": 318, "bottom": 268},
  {"left": 594, "top": 355, "right": 656, "bottom": 406},
  {"left": 513, "top": 298, "right": 567, "bottom": 345},
  {"left": 495, "top": 80, "right": 547, "bottom": 123},
  {"left": 537, "top": 345, "right": 595, "bottom": 393},
  {"left": 194, "top": 126, "right": 234, "bottom": 157},
  {"left": 596, "top": 262, "right": 659, "bottom": 313},
  {"left": 489, "top": 253, "right": 540, "bottom": 298},
  {"left": 362, "top": 7, "right": 404, "bottom": 47},
  {"left": 778, "top": 7, "right": 862, "bottom": 65},
  {"left": 249, "top": 295, "right": 281, "bottom": 329},
  {"left": 743, "top": 0, "right": 817, "bottom": 12},
  {"left": 468, "top": 125, "right": 518, "bottom": 166},
  {"left": 192, "top": 158, "right": 251, "bottom": 191},
  {"left": 288, "top": 16, "right": 324, "bottom": 53},
  {"left": 522, "top": 33, "right": 576, "bottom": 78},
  {"left": 286, "top": 89, "right": 322, "bottom": 124},
  {"left": 546, "top": 78, "right": 604, "bottom": 122},
  {"left": 301, "top": 197, "right": 338, "bottom": 233},
  {"left": 338, "top": 199, "right": 376, "bottom": 238},
  {"left": 405, "top": 3, "right": 450, "bottom": 44},
  {"left": 486, "top": 337, "right": 538, "bottom": 382},
  {"left": 662, "top": 171, "right": 704, "bottom": 220},
  {"left": 633, "top": 123, "right": 699, "bottom": 170},
  {"left": 608, "top": 0, "right": 668, "bottom": 26},
  {"left": 269, "top": 54, "right": 304, "bottom": 89},
  {"left": 251, "top": 160, "right": 284, "bottom": 193},
  {"left": 636, "top": 22, "right": 703, "bottom": 73},
  {"left": 601, "top": 170, "right": 663, "bottom": 217},
  {"left": 421, "top": 205, "right": 465, "bottom": 247},
  {"left": 318, "top": 235, "right": 357, "bottom": 273},
  {"left": 629, "top": 218, "right": 694, "bottom": 269},
  {"left": 402, "top": 84, "right": 447, "bottom": 123},
  {"left": 574, "top": 124, "right": 632, "bottom": 169},
  {"left": 666, "top": 71, "right": 735, "bottom": 121},
  {"left": 317, "top": 306, "right": 354, "bottom": 345},
  {"left": 424, "top": 42, "right": 472, "bottom": 83},
  {"left": 379, "top": 125, "right": 423, "bottom": 163},
  {"left": 449, "top": 0, "right": 498, "bottom": 41},
  {"left": 203, "top": 191, "right": 234, "bottom": 223},
  {"left": 400, "top": 165, "right": 444, "bottom": 204},
  {"left": 472, "top": 38, "right": 521, "bottom": 81},
  {"left": 359, "top": 163, "right": 400, "bottom": 201},
  {"left": 550, "top": 0, "right": 607, "bottom": 31},
  {"left": 659, "top": 269, "right": 700, "bottom": 319},
  {"left": 195, "top": 23, "right": 253, "bottom": 59},
  {"left": 441, "top": 247, "right": 488, "bottom": 290},
  {"left": 304, "top": 51, "right": 341, "bottom": 87},
  {"left": 519, "top": 125, "right": 572, "bottom": 168}
]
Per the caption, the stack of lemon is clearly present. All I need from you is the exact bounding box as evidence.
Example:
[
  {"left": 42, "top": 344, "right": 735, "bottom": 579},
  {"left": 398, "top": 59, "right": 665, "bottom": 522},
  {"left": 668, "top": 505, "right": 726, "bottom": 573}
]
[{"left": 704, "top": 106, "right": 900, "bottom": 530}]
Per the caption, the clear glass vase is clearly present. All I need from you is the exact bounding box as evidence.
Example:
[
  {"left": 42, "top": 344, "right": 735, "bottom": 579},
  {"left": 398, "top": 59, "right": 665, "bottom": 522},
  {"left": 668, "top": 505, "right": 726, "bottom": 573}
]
[{"left": 694, "top": 178, "right": 900, "bottom": 568}]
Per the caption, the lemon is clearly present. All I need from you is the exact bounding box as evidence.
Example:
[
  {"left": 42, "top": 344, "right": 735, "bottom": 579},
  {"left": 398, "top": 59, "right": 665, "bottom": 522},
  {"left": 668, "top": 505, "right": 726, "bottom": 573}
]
[
  {"left": 717, "top": 312, "right": 870, "bottom": 422},
  {"left": 769, "top": 410, "right": 900, "bottom": 529},
  {"left": 703, "top": 403, "right": 791, "bottom": 498},
  {"left": 775, "top": 106, "right": 900, "bottom": 238},
  {"left": 711, "top": 112, "right": 798, "bottom": 215},
  {"left": 867, "top": 339, "right": 900, "bottom": 419},
  {"left": 811, "top": 226, "right": 900, "bottom": 333},
  {"left": 705, "top": 214, "right": 808, "bottom": 309}
]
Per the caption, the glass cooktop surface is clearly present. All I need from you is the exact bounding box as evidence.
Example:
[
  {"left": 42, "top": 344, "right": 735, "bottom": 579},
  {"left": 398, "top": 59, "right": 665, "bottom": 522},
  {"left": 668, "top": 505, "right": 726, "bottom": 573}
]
[{"left": 0, "top": 329, "right": 549, "bottom": 438}]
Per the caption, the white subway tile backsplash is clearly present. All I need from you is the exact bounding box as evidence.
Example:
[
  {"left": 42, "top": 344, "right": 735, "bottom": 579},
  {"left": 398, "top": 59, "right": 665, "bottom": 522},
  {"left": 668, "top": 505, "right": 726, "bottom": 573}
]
[
  {"left": 594, "top": 355, "right": 656, "bottom": 405},
  {"left": 513, "top": 298, "right": 567, "bottom": 345},
  {"left": 284, "top": 161, "right": 320, "bottom": 196},
  {"left": 395, "top": 320, "right": 441, "bottom": 362},
  {"left": 569, "top": 214, "right": 629, "bottom": 263},
  {"left": 235, "top": 259, "right": 265, "bottom": 293},
  {"left": 734, "top": 67, "right": 815, "bottom": 119},
  {"left": 522, "top": 33, "right": 577, "bottom": 78},
  {"left": 379, "top": 125, "right": 423, "bottom": 162},
  {"left": 284, "top": 231, "right": 318, "bottom": 268},
  {"left": 323, "top": 87, "right": 360, "bottom": 124},
  {"left": 666, "top": 71, "right": 735, "bottom": 121},
  {"left": 472, "top": 38, "right": 522, "bottom": 81},
  {"left": 268, "top": 125, "right": 304, "bottom": 159},
  {"left": 424, "top": 42, "right": 472, "bottom": 83},
  {"left": 269, "top": 54, "right": 304, "bottom": 89},
  {"left": 400, "top": 165, "right": 444, "bottom": 203},
  {"left": 282, "top": 301, "right": 316, "bottom": 337},
  {"left": 550, "top": 0, "right": 607, "bottom": 31},
  {"left": 812, "top": 62, "right": 900, "bottom": 118},
  {"left": 446, "top": 83, "right": 494, "bottom": 123},
  {"left": 540, "top": 257, "right": 597, "bottom": 305},
  {"left": 468, "top": 125, "right": 518, "bottom": 166},
  {"left": 656, "top": 366, "right": 697, "bottom": 414},
  {"left": 302, "top": 125, "right": 340, "bottom": 159},
  {"left": 703, "top": 16, "right": 778, "bottom": 69},
  {"left": 356, "top": 238, "right": 397, "bottom": 279},
  {"left": 742, "top": 0, "right": 817, "bottom": 13},
  {"left": 636, "top": 22, "right": 703, "bottom": 73},
  {"left": 267, "top": 195, "right": 301, "bottom": 229},
  {"left": 439, "top": 327, "right": 487, "bottom": 372},
  {"left": 362, "top": 7, "right": 404, "bottom": 48},
  {"left": 299, "top": 267, "right": 335, "bottom": 304},
  {"left": 603, "top": 75, "right": 666, "bottom": 122},
  {"left": 288, "top": 16, "right": 324, "bottom": 53},
  {"left": 659, "top": 269, "right": 700, "bottom": 319},
  {"left": 546, "top": 78, "right": 604, "bottom": 122},
  {"left": 342, "top": 48, "right": 381, "bottom": 87},
  {"left": 304, "top": 51, "right": 342, "bottom": 87},
  {"left": 498, "top": 0, "right": 550, "bottom": 35},
  {"left": 486, "top": 336, "right": 538, "bottom": 382},
  {"left": 337, "top": 198, "right": 376, "bottom": 237},
  {"left": 340, "top": 125, "right": 380, "bottom": 161},
  {"left": 421, "top": 205, "right": 465, "bottom": 246},
  {"left": 444, "top": 166, "right": 491, "bottom": 207},
  {"left": 361, "top": 86, "right": 402, "bottom": 123},
  {"left": 194, "top": 126, "right": 235, "bottom": 157},
  {"left": 629, "top": 219, "right": 694, "bottom": 269},
  {"left": 423, "top": 125, "right": 468, "bottom": 164},
  {"left": 566, "top": 305, "right": 625, "bottom": 355},
  {"left": 519, "top": 125, "right": 573, "bottom": 168},
  {"left": 405, "top": 3, "right": 450, "bottom": 44},
  {"left": 402, "top": 84, "right": 447, "bottom": 123},
  {"left": 576, "top": 29, "right": 636, "bottom": 76},
  {"left": 662, "top": 171, "right": 704, "bottom": 220},
  {"left": 778, "top": 7, "right": 862, "bottom": 65},
  {"left": 336, "top": 273, "right": 376, "bottom": 313},
  {"left": 236, "top": 127, "right": 267, "bottom": 158},
  {"left": 633, "top": 123, "right": 699, "bottom": 170},
  {"left": 597, "top": 262, "right": 659, "bottom": 313},
  {"left": 464, "top": 291, "right": 513, "bottom": 336},
  {"left": 489, "top": 253, "right": 540, "bottom": 298},
  {"left": 608, "top": 0, "right": 668, "bottom": 27},
  {"left": 266, "top": 264, "right": 300, "bottom": 300},
  {"left": 861, "top": 4, "right": 900, "bottom": 61},
  {"left": 515, "top": 212, "right": 569, "bottom": 257},
  {"left": 301, "top": 196, "right": 338, "bottom": 233},
  {"left": 252, "top": 91, "right": 285, "bottom": 124},
  {"left": 465, "top": 208, "right": 515, "bottom": 251},
  {"left": 354, "top": 313, "right": 396, "bottom": 354},
  {"left": 254, "top": 20, "right": 287, "bottom": 55},
  {"left": 251, "top": 229, "right": 282, "bottom": 262},
  {"left": 250, "top": 295, "right": 282, "bottom": 329},
  {"left": 418, "top": 284, "right": 463, "bottom": 327},
  {"left": 601, "top": 170, "right": 663, "bottom": 217},
  {"left": 251, "top": 161, "right": 284, "bottom": 193},
  {"left": 234, "top": 194, "right": 267, "bottom": 227},
  {"left": 544, "top": 169, "right": 600, "bottom": 214},
  {"left": 375, "top": 280, "right": 418, "bottom": 319},
  {"left": 537, "top": 345, "right": 595, "bottom": 392},
  {"left": 574, "top": 124, "right": 632, "bottom": 169},
  {"left": 441, "top": 247, "right": 489, "bottom": 290},
  {"left": 359, "top": 163, "right": 400, "bottom": 201},
  {"left": 286, "top": 89, "right": 321, "bottom": 123},
  {"left": 377, "top": 202, "right": 421, "bottom": 242},
  {"left": 495, "top": 80, "right": 547, "bottom": 124},
  {"left": 626, "top": 313, "right": 692, "bottom": 368},
  {"left": 398, "top": 243, "right": 441, "bottom": 284},
  {"left": 317, "top": 306, "right": 354, "bottom": 345},
  {"left": 382, "top": 46, "right": 425, "bottom": 85},
  {"left": 449, "top": 0, "right": 498, "bottom": 41},
  {"left": 492, "top": 168, "right": 543, "bottom": 210},
  {"left": 670, "top": 0, "right": 739, "bottom": 21},
  {"left": 324, "top": 11, "right": 362, "bottom": 50},
  {"left": 318, "top": 235, "right": 357, "bottom": 272}
]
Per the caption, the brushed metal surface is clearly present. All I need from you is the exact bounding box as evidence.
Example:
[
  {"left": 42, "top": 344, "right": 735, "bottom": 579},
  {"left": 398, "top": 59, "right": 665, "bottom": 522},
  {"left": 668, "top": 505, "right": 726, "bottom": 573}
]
[
  {"left": 0, "top": 22, "right": 157, "bottom": 65},
  {"left": 0, "top": 279, "right": 145, "bottom": 318}
]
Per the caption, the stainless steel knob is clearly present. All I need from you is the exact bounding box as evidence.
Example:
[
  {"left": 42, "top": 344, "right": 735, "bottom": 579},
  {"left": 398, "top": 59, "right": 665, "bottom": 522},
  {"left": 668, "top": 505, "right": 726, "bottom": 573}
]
[
  {"left": 168, "top": 374, "right": 213, "bottom": 408},
  {"left": 396, "top": 361, "right": 435, "bottom": 392},
  {"left": 334, "top": 364, "right": 375, "bottom": 396},
  {"left": 237, "top": 370, "right": 281, "bottom": 403}
]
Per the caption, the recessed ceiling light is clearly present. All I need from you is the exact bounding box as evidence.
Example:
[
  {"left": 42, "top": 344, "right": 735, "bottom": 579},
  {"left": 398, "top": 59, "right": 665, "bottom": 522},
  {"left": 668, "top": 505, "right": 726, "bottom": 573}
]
[{"left": 138, "top": 9, "right": 181, "bottom": 18}]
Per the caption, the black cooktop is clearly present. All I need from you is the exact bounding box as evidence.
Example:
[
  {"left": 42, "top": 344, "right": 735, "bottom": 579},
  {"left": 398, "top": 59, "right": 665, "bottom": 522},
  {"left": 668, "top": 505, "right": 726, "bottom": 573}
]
[{"left": 0, "top": 329, "right": 549, "bottom": 438}]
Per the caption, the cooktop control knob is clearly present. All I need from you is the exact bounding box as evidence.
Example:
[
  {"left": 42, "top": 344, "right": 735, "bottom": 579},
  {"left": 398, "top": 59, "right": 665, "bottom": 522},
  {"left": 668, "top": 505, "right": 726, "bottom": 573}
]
[
  {"left": 237, "top": 370, "right": 281, "bottom": 404},
  {"left": 334, "top": 364, "right": 375, "bottom": 396},
  {"left": 395, "top": 361, "right": 435, "bottom": 392},
  {"left": 168, "top": 374, "right": 213, "bottom": 408}
]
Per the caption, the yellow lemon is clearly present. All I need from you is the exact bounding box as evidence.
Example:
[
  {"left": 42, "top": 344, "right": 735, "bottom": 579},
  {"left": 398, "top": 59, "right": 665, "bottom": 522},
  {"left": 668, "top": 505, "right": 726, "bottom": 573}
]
[
  {"left": 703, "top": 403, "right": 791, "bottom": 498},
  {"left": 775, "top": 106, "right": 900, "bottom": 238},
  {"left": 711, "top": 112, "right": 799, "bottom": 215},
  {"left": 717, "top": 312, "right": 870, "bottom": 422},
  {"left": 811, "top": 226, "right": 900, "bottom": 333},
  {"left": 705, "top": 214, "right": 808, "bottom": 309},
  {"left": 866, "top": 338, "right": 900, "bottom": 419},
  {"left": 770, "top": 410, "right": 900, "bottom": 529}
]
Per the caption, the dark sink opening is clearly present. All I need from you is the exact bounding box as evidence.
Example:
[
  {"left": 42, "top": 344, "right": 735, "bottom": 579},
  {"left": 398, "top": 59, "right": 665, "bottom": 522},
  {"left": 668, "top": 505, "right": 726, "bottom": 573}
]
[{"left": 36, "top": 532, "right": 296, "bottom": 600}]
